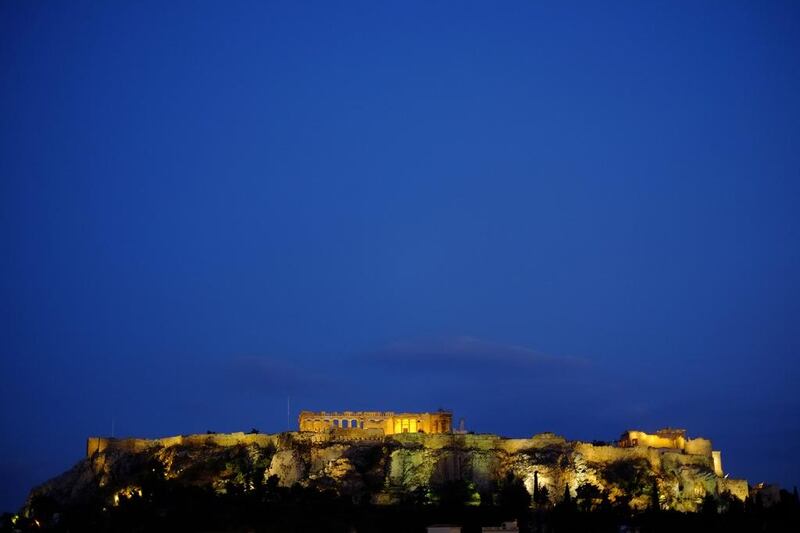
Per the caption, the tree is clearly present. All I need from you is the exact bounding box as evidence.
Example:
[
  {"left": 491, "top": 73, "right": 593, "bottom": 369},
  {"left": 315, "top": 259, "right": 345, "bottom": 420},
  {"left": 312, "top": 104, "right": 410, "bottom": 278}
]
[
  {"left": 700, "top": 493, "right": 718, "bottom": 515},
  {"left": 554, "top": 483, "right": 577, "bottom": 517},
  {"left": 534, "top": 485, "right": 550, "bottom": 507},
  {"left": 575, "top": 483, "right": 602, "bottom": 512},
  {"left": 497, "top": 472, "right": 531, "bottom": 512},
  {"left": 650, "top": 479, "right": 661, "bottom": 511},
  {"left": 432, "top": 480, "right": 480, "bottom": 508},
  {"left": 719, "top": 490, "right": 744, "bottom": 515},
  {"left": 402, "top": 486, "right": 431, "bottom": 506},
  {"left": 603, "top": 458, "right": 653, "bottom": 499}
]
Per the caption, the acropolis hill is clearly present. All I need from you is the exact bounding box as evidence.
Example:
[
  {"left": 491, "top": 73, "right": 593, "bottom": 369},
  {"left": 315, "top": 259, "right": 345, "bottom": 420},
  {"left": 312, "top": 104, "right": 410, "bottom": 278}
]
[{"left": 28, "top": 411, "right": 748, "bottom": 516}]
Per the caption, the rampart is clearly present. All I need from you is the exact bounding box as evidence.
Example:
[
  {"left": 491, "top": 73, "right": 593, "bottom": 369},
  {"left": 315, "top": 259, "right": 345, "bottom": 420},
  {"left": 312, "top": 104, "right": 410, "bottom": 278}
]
[
  {"left": 87, "top": 433, "right": 280, "bottom": 457},
  {"left": 620, "top": 429, "right": 711, "bottom": 455},
  {"left": 619, "top": 428, "right": 720, "bottom": 461},
  {"left": 620, "top": 428, "right": 688, "bottom": 450}
]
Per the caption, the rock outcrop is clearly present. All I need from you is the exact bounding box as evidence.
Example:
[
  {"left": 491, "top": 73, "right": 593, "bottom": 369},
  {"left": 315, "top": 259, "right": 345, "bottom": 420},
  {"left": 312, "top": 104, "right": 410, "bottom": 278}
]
[{"left": 26, "top": 430, "right": 748, "bottom": 515}]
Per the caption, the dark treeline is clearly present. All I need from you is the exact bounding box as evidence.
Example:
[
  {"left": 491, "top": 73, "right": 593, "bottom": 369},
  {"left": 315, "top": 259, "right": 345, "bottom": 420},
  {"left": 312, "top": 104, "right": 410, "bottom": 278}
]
[{"left": 3, "top": 470, "right": 799, "bottom": 532}]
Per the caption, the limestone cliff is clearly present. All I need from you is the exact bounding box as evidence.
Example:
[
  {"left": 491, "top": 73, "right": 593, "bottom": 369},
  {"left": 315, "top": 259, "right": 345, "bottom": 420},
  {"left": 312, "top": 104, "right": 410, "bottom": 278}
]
[{"left": 26, "top": 430, "right": 747, "bottom": 515}]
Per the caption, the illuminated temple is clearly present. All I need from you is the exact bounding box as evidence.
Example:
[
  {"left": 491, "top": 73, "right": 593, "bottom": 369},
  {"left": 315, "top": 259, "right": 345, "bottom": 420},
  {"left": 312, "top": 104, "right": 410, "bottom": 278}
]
[{"left": 298, "top": 410, "right": 452, "bottom": 434}]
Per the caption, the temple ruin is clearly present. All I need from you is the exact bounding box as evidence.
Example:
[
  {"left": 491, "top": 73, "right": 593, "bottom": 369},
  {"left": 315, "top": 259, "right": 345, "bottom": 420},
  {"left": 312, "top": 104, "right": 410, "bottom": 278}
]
[{"left": 298, "top": 409, "right": 452, "bottom": 434}]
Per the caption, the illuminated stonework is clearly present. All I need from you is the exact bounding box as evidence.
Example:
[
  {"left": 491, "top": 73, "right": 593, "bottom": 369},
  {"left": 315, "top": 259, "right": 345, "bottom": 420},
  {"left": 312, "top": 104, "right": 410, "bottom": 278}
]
[
  {"left": 298, "top": 410, "right": 452, "bottom": 434},
  {"left": 72, "top": 425, "right": 748, "bottom": 513},
  {"left": 619, "top": 428, "right": 690, "bottom": 450},
  {"left": 619, "top": 428, "right": 724, "bottom": 476}
]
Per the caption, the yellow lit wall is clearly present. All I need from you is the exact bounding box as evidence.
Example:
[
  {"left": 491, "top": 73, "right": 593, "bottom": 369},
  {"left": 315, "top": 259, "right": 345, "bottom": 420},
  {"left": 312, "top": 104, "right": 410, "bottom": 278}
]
[
  {"left": 712, "top": 451, "right": 723, "bottom": 476},
  {"left": 298, "top": 410, "right": 452, "bottom": 435}
]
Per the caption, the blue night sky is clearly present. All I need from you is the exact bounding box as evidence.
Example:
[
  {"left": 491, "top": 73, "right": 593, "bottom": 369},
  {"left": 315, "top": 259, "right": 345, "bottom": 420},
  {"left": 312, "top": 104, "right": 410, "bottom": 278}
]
[{"left": 2, "top": 1, "right": 799, "bottom": 512}]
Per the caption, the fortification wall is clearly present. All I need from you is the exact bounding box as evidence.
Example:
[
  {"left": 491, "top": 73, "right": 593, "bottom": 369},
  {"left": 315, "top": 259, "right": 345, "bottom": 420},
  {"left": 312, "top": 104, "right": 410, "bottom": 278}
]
[
  {"left": 718, "top": 478, "right": 748, "bottom": 501},
  {"left": 573, "top": 442, "right": 717, "bottom": 477},
  {"left": 157, "top": 435, "right": 185, "bottom": 448},
  {"left": 501, "top": 439, "right": 536, "bottom": 454},
  {"left": 623, "top": 430, "right": 683, "bottom": 450},
  {"left": 90, "top": 430, "right": 554, "bottom": 456},
  {"left": 530, "top": 432, "right": 569, "bottom": 447},
  {"left": 660, "top": 450, "right": 715, "bottom": 472},
  {"left": 86, "top": 437, "right": 105, "bottom": 456},
  {"left": 619, "top": 431, "right": 715, "bottom": 462},
  {"left": 576, "top": 442, "right": 658, "bottom": 466},
  {"left": 712, "top": 450, "right": 723, "bottom": 476},
  {"left": 684, "top": 438, "right": 713, "bottom": 457},
  {"left": 183, "top": 432, "right": 277, "bottom": 448},
  {"left": 304, "top": 428, "right": 385, "bottom": 443},
  {"left": 87, "top": 437, "right": 154, "bottom": 456},
  {"left": 499, "top": 433, "right": 567, "bottom": 453},
  {"left": 86, "top": 433, "right": 280, "bottom": 457}
]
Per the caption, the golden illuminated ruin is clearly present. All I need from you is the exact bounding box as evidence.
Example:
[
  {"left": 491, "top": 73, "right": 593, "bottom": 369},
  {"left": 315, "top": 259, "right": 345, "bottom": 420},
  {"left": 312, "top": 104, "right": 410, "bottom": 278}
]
[
  {"left": 298, "top": 410, "right": 452, "bottom": 434},
  {"left": 619, "top": 428, "right": 690, "bottom": 450},
  {"left": 619, "top": 428, "right": 724, "bottom": 476}
]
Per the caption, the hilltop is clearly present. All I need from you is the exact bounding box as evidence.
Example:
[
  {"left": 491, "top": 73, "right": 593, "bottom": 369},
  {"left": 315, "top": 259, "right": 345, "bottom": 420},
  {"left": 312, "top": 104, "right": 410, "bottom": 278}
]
[{"left": 7, "top": 428, "right": 767, "bottom": 531}]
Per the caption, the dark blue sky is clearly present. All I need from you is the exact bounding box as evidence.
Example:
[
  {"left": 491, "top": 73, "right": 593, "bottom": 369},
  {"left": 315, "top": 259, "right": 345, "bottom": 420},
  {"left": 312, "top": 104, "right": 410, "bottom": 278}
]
[{"left": 2, "top": 1, "right": 799, "bottom": 512}]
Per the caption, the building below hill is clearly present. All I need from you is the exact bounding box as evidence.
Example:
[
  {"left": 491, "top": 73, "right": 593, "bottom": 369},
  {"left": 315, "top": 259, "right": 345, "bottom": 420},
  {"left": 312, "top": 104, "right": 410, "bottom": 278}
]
[{"left": 298, "top": 409, "right": 452, "bottom": 434}]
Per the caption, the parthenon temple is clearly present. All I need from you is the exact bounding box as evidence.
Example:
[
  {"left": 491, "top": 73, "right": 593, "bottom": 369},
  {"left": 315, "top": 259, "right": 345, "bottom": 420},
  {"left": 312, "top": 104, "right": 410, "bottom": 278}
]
[{"left": 298, "top": 410, "right": 452, "bottom": 435}]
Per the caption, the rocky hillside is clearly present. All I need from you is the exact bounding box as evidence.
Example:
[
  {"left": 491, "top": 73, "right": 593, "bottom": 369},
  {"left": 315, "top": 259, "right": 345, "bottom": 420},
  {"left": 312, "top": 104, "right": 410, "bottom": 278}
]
[{"left": 24, "top": 430, "right": 747, "bottom": 518}]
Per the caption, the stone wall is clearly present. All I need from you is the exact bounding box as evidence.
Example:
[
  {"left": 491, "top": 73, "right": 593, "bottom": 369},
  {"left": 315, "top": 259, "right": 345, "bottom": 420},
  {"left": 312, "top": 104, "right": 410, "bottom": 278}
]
[
  {"left": 620, "top": 430, "right": 686, "bottom": 450},
  {"left": 86, "top": 433, "right": 279, "bottom": 457},
  {"left": 718, "top": 478, "right": 749, "bottom": 501},
  {"left": 712, "top": 450, "right": 723, "bottom": 477},
  {"left": 684, "top": 438, "right": 713, "bottom": 457},
  {"left": 619, "top": 430, "right": 714, "bottom": 459}
]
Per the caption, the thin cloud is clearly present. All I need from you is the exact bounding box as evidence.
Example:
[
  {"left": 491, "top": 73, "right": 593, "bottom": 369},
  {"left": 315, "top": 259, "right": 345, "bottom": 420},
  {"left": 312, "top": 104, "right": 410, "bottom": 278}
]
[{"left": 365, "top": 335, "right": 589, "bottom": 370}]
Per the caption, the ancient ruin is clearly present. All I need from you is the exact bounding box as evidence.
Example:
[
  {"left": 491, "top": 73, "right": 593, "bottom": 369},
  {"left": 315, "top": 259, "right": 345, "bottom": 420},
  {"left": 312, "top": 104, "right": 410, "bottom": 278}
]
[
  {"left": 298, "top": 409, "right": 453, "bottom": 434},
  {"left": 65, "top": 414, "right": 751, "bottom": 514}
]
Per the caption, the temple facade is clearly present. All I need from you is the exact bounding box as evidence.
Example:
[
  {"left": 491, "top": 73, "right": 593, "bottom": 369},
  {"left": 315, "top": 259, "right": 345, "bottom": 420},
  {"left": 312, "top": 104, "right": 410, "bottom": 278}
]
[{"left": 298, "top": 410, "right": 452, "bottom": 435}]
